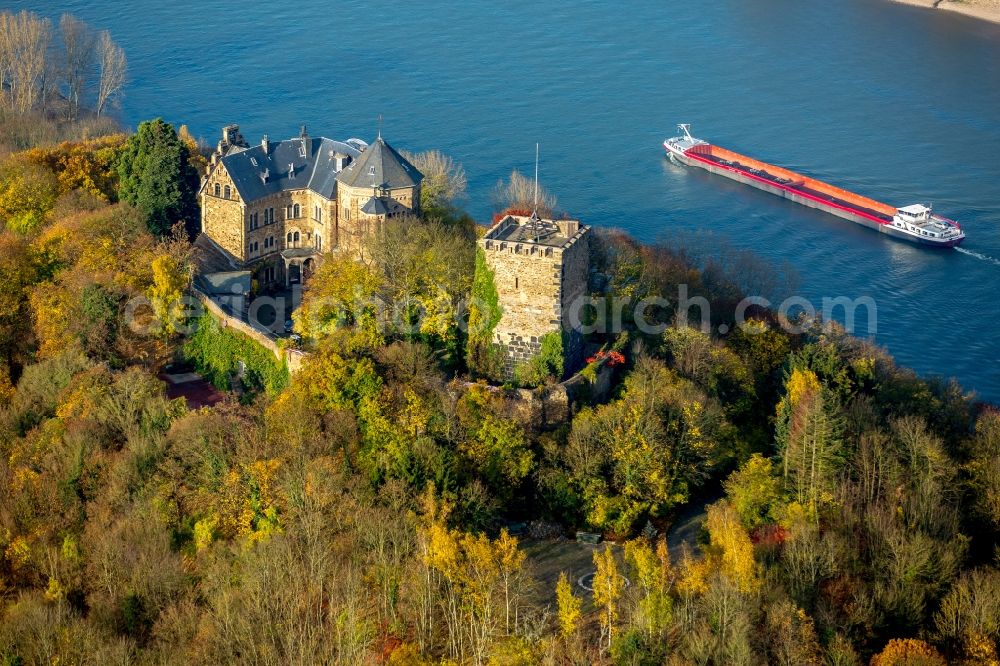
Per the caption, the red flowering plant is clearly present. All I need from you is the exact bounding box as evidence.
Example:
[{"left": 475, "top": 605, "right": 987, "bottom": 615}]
[{"left": 585, "top": 350, "right": 625, "bottom": 367}]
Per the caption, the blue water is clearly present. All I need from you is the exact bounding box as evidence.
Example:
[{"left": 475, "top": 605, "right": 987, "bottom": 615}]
[{"left": 15, "top": 0, "right": 1000, "bottom": 402}]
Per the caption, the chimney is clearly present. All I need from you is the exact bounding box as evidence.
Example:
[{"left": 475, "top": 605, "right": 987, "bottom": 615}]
[
  {"left": 300, "top": 125, "right": 310, "bottom": 158},
  {"left": 222, "top": 124, "right": 239, "bottom": 145},
  {"left": 261, "top": 134, "right": 269, "bottom": 155}
]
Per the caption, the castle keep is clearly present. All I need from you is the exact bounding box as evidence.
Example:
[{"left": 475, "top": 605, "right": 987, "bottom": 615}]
[
  {"left": 199, "top": 124, "right": 422, "bottom": 287},
  {"left": 480, "top": 213, "right": 591, "bottom": 377}
]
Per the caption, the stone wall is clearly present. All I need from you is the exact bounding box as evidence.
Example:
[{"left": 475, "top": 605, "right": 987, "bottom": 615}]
[
  {"left": 193, "top": 287, "right": 309, "bottom": 373},
  {"left": 201, "top": 164, "right": 245, "bottom": 260},
  {"left": 337, "top": 182, "right": 420, "bottom": 258},
  {"left": 558, "top": 229, "right": 591, "bottom": 372},
  {"left": 480, "top": 221, "right": 591, "bottom": 377}
]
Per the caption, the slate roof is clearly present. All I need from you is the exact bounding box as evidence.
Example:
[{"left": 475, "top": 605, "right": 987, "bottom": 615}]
[
  {"left": 361, "top": 195, "right": 408, "bottom": 216},
  {"left": 336, "top": 137, "right": 423, "bottom": 190},
  {"left": 218, "top": 136, "right": 364, "bottom": 204},
  {"left": 196, "top": 271, "right": 251, "bottom": 296}
]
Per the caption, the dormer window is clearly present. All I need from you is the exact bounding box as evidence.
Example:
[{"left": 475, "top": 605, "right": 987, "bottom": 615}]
[
  {"left": 250, "top": 157, "right": 258, "bottom": 167},
  {"left": 368, "top": 165, "right": 376, "bottom": 175}
]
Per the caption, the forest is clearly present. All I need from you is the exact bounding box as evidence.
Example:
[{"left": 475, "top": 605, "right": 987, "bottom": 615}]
[{"left": 1, "top": 10, "right": 1000, "bottom": 665}]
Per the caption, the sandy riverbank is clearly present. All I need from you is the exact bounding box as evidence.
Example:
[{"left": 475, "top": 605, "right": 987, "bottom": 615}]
[{"left": 890, "top": 0, "right": 1000, "bottom": 24}]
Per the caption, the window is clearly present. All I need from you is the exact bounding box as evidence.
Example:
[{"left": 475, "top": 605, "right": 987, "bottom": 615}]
[
  {"left": 267, "top": 207, "right": 273, "bottom": 224},
  {"left": 315, "top": 234, "right": 322, "bottom": 251},
  {"left": 368, "top": 165, "right": 376, "bottom": 175},
  {"left": 293, "top": 231, "right": 300, "bottom": 243},
  {"left": 344, "top": 208, "right": 350, "bottom": 221},
  {"left": 515, "top": 277, "right": 519, "bottom": 290},
  {"left": 214, "top": 183, "right": 220, "bottom": 197},
  {"left": 250, "top": 157, "right": 258, "bottom": 167},
  {"left": 293, "top": 203, "right": 300, "bottom": 218},
  {"left": 224, "top": 185, "right": 231, "bottom": 199},
  {"left": 287, "top": 232, "right": 293, "bottom": 244}
]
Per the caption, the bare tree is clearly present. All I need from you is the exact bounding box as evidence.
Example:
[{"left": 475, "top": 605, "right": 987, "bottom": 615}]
[
  {"left": 95, "top": 29, "right": 125, "bottom": 117},
  {"left": 59, "top": 14, "right": 96, "bottom": 120},
  {"left": 401, "top": 149, "right": 467, "bottom": 210},
  {"left": 492, "top": 168, "right": 557, "bottom": 217},
  {"left": 0, "top": 10, "right": 53, "bottom": 114}
]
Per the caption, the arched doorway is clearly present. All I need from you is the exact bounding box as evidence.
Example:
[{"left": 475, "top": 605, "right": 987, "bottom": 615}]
[{"left": 287, "top": 263, "right": 301, "bottom": 285}]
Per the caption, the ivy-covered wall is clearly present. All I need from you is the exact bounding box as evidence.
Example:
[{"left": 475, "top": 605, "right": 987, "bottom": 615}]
[
  {"left": 183, "top": 312, "right": 289, "bottom": 397},
  {"left": 466, "top": 246, "right": 504, "bottom": 379}
]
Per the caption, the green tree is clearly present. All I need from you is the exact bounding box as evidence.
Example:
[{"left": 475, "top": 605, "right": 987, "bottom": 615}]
[
  {"left": 117, "top": 118, "right": 199, "bottom": 236},
  {"left": 724, "top": 453, "right": 782, "bottom": 530},
  {"left": 775, "top": 368, "right": 844, "bottom": 519}
]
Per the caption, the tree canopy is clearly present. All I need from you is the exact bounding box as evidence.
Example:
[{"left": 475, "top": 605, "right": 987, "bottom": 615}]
[{"left": 116, "top": 118, "right": 199, "bottom": 236}]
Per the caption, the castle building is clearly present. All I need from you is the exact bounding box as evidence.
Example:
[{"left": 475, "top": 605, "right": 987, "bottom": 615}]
[
  {"left": 479, "top": 213, "right": 591, "bottom": 378},
  {"left": 199, "top": 124, "right": 422, "bottom": 287}
]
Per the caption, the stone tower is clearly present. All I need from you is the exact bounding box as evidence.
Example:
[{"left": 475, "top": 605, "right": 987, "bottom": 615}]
[{"left": 479, "top": 213, "right": 591, "bottom": 378}]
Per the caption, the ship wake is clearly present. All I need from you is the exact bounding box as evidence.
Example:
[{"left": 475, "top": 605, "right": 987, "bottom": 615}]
[{"left": 955, "top": 247, "right": 1000, "bottom": 267}]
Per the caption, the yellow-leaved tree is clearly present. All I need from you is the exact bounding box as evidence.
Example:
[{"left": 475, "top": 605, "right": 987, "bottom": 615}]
[
  {"left": 775, "top": 367, "right": 844, "bottom": 519},
  {"left": 147, "top": 253, "right": 189, "bottom": 336},
  {"left": 293, "top": 253, "right": 383, "bottom": 347},
  {"left": 592, "top": 544, "right": 625, "bottom": 652},
  {"left": 706, "top": 500, "right": 760, "bottom": 595},
  {"left": 624, "top": 536, "right": 673, "bottom": 638},
  {"left": 555, "top": 572, "right": 582, "bottom": 639}
]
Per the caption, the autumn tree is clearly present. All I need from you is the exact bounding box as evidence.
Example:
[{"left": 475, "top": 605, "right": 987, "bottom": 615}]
[
  {"left": 724, "top": 453, "right": 782, "bottom": 530},
  {"left": 567, "top": 356, "right": 725, "bottom": 535},
  {"left": 0, "top": 156, "right": 59, "bottom": 234},
  {"left": 775, "top": 367, "right": 845, "bottom": 518},
  {"left": 294, "top": 252, "right": 384, "bottom": 347},
  {"left": 147, "top": 253, "right": 190, "bottom": 336},
  {"left": 624, "top": 537, "right": 673, "bottom": 639},
  {"left": 706, "top": 500, "right": 760, "bottom": 595},
  {"left": 58, "top": 15, "right": 96, "bottom": 120},
  {"left": 492, "top": 168, "right": 557, "bottom": 217},
  {"left": 362, "top": 217, "right": 474, "bottom": 362},
  {"left": 592, "top": 545, "right": 625, "bottom": 652},
  {"left": 869, "top": 639, "right": 946, "bottom": 666},
  {"left": 117, "top": 119, "right": 198, "bottom": 236},
  {"left": 401, "top": 149, "right": 467, "bottom": 212},
  {"left": 966, "top": 409, "right": 1000, "bottom": 531},
  {"left": 555, "top": 572, "right": 582, "bottom": 639},
  {"left": 95, "top": 30, "right": 126, "bottom": 116},
  {"left": 0, "top": 232, "right": 39, "bottom": 370},
  {"left": 0, "top": 11, "right": 52, "bottom": 114}
]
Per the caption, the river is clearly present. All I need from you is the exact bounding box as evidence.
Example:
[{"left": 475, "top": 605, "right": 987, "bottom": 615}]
[{"left": 14, "top": 0, "right": 1000, "bottom": 402}]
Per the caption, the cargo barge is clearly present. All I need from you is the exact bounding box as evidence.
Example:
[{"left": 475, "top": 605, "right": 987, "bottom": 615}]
[{"left": 663, "top": 125, "right": 965, "bottom": 248}]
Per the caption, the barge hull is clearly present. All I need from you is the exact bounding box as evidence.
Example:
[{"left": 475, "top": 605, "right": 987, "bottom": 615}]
[
  {"left": 674, "top": 150, "right": 887, "bottom": 232},
  {"left": 667, "top": 137, "right": 964, "bottom": 248}
]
